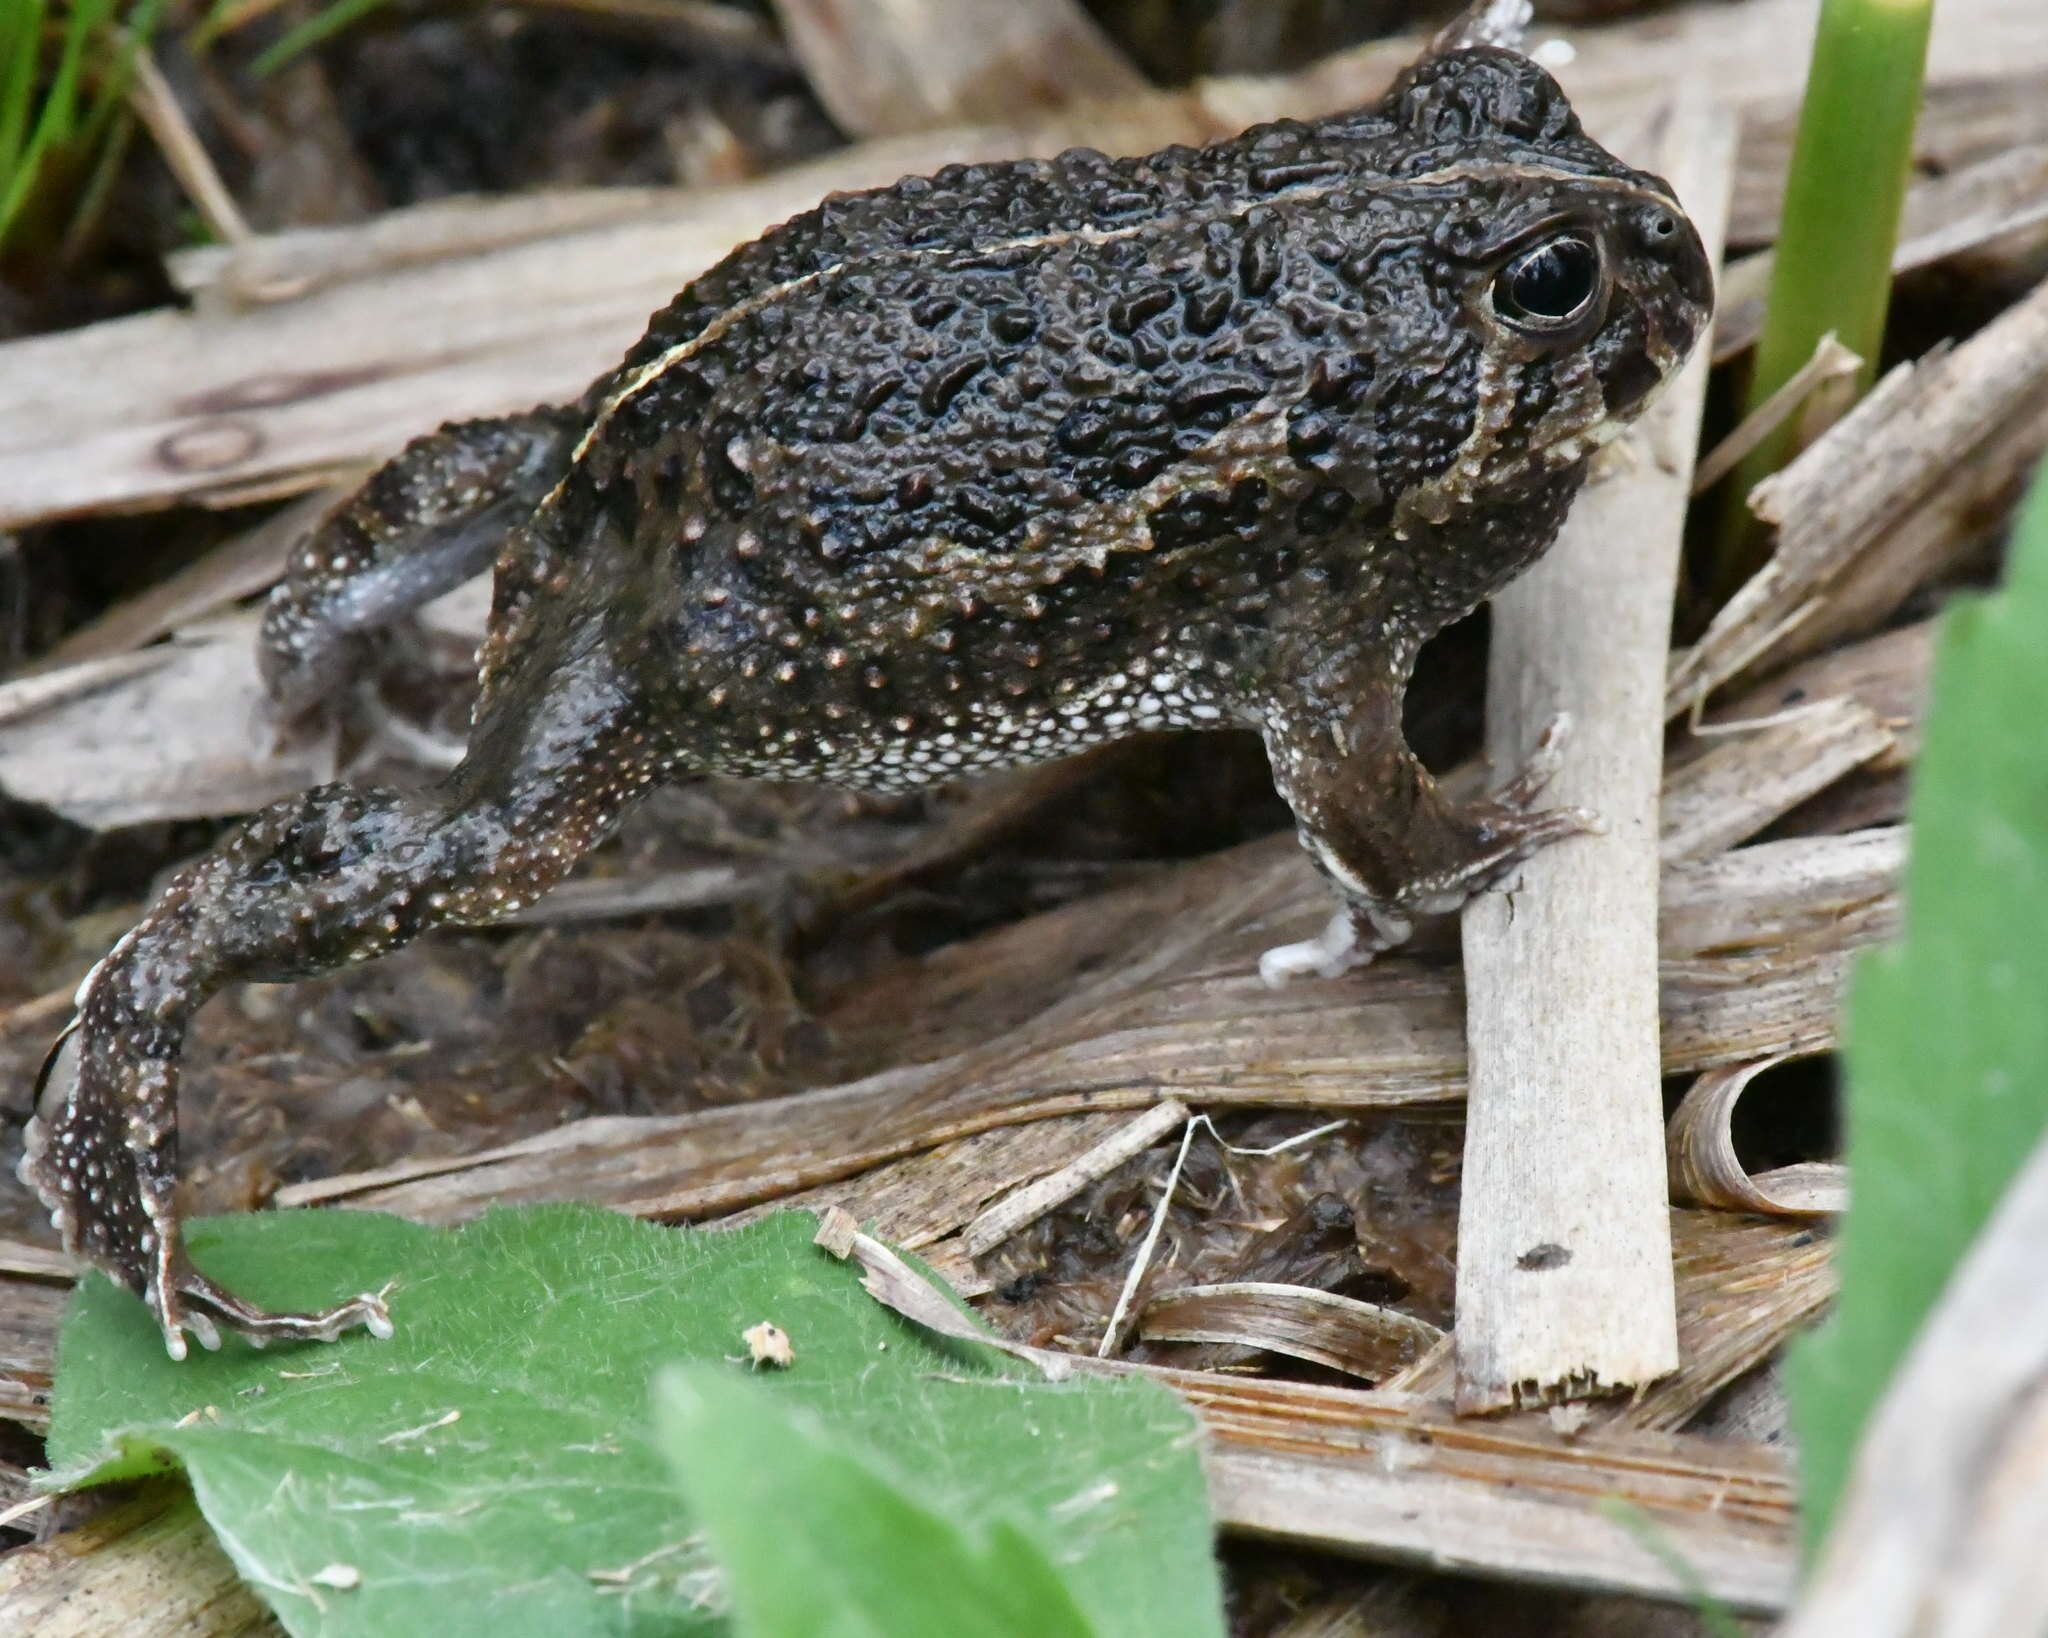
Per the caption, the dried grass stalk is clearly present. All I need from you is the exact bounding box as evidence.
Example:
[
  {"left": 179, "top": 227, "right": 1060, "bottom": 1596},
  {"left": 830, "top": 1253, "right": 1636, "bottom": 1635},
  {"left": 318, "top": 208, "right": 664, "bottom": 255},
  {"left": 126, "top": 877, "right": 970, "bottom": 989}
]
[
  {"left": 1668, "top": 271, "right": 2048, "bottom": 718},
  {"left": 716, "top": 1108, "right": 1148, "bottom": 1249},
  {"left": 1660, "top": 828, "right": 1903, "bottom": 957},
  {"left": 0, "top": 1485, "right": 275, "bottom": 1638},
  {"left": 1659, "top": 696, "right": 1894, "bottom": 863},
  {"left": 1192, "top": 1372, "right": 1792, "bottom": 1612},
  {"left": 957, "top": 1100, "right": 1189, "bottom": 1258},
  {"left": 1452, "top": 98, "right": 1734, "bottom": 1414}
]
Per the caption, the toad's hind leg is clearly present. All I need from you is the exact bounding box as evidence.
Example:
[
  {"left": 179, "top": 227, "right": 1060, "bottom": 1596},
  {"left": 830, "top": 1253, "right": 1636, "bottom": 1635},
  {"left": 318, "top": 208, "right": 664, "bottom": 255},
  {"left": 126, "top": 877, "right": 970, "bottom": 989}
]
[
  {"left": 21, "top": 615, "right": 679, "bottom": 1356},
  {"left": 260, "top": 406, "right": 583, "bottom": 721},
  {"left": 1257, "top": 656, "right": 1599, "bottom": 986}
]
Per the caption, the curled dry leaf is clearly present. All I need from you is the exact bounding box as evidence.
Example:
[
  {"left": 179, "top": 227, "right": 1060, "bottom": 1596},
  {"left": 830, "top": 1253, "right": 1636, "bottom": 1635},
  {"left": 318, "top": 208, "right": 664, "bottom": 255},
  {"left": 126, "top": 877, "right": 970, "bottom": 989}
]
[
  {"left": 1668, "top": 1061, "right": 1848, "bottom": 1217},
  {"left": 1137, "top": 1282, "right": 1445, "bottom": 1383}
]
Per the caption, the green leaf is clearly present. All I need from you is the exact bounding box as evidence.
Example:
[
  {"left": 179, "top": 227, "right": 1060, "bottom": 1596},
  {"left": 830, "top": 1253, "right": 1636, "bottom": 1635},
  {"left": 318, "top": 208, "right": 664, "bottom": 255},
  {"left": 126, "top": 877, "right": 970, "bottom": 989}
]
[
  {"left": 45, "top": 1206, "right": 1224, "bottom": 1638},
  {"left": 654, "top": 1366, "right": 1098, "bottom": 1638},
  {"left": 1789, "top": 459, "right": 2048, "bottom": 1548}
]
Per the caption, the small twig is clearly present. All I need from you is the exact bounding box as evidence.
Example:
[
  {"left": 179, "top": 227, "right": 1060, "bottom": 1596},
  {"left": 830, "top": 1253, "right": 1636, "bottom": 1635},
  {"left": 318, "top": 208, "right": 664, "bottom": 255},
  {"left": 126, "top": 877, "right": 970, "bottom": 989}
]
[
  {"left": 1098, "top": 1114, "right": 1200, "bottom": 1358},
  {"left": 1095, "top": 1113, "right": 1353, "bottom": 1358},
  {"left": 126, "top": 46, "right": 252, "bottom": 247},
  {"left": 1693, "top": 332, "right": 1862, "bottom": 495},
  {"left": 0, "top": 1494, "right": 54, "bottom": 1532},
  {"left": 1683, "top": 697, "right": 1842, "bottom": 736},
  {"left": 961, "top": 1099, "right": 1189, "bottom": 1257}
]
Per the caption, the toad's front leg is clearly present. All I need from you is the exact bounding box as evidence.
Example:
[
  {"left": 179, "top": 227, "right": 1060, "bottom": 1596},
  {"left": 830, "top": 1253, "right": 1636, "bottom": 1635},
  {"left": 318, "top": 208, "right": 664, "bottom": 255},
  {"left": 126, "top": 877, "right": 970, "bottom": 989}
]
[
  {"left": 21, "top": 627, "right": 668, "bottom": 1356},
  {"left": 1256, "top": 652, "right": 1599, "bottom": 986}
]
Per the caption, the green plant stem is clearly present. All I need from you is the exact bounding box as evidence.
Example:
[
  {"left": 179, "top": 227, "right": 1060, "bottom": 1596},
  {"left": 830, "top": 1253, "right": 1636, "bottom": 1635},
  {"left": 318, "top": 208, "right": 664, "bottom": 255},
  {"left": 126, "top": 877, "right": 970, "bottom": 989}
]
[{"left": 1713, "top": 0, "right": 1934, "bottom": 597}]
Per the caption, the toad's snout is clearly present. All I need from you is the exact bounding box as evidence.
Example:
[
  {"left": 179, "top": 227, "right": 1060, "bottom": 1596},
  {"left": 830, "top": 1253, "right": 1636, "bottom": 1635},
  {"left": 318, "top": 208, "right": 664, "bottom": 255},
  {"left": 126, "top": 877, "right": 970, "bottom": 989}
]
[{"left": 1618, "top": 190, "right": 1715, "bottom": 390}]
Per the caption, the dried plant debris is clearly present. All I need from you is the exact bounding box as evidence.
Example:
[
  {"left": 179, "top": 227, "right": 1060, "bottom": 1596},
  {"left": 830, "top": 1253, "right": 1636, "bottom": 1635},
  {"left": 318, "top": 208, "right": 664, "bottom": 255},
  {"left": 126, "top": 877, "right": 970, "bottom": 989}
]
[
  {"left": 1136, "top": 1283, "right": 1445, "bottom": 1381},
  {"left": 1668, "top": 1061, "right": 1848, "bottom": 1218},
  {"left": 980, "top": 1111, "right": 1461, "bottom": 1362}
]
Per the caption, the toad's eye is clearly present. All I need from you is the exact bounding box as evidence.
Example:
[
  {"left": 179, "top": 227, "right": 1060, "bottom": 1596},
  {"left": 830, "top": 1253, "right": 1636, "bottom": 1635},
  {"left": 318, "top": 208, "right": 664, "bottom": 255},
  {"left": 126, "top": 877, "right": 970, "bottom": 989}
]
[{"left": 1492, "top": 234, "right": 1601, "bottom": 332}]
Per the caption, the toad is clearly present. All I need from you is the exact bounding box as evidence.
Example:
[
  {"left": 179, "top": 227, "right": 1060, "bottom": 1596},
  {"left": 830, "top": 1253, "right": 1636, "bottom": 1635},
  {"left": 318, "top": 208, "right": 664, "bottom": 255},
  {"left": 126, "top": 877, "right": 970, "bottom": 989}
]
[{"left": 24, "top": 30, "right": 1710, "bottom": 1354}]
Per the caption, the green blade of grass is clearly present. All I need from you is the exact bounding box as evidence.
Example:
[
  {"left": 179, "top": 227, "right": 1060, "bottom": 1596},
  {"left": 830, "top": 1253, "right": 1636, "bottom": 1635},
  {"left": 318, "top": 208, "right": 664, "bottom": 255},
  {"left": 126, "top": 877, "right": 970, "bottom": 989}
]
[
  {"left": 1714, "top": 0, "right": 1935, "bottom": 595},
  {"left": 0, "top": 0, "right": 161, "bottom": 253},
  {"left": 74, "top": 0, "right": 170, "bottom": 153},
  {"left": 1788, "top": 459, "right": 2048, "bottom": 1552},
  {"left": 248, "top": 0, "right": 392, "bottom": 75},
  {"left": 0, "top": 0, "right": 48, "bottom": 160}
]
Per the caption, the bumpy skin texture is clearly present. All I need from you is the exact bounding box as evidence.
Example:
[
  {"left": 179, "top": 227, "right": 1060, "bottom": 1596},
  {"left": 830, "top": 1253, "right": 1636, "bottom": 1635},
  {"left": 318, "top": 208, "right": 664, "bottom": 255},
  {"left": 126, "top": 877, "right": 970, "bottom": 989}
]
[{"left": 24, "top": 46, "right": 1711, "bottom": 1355}]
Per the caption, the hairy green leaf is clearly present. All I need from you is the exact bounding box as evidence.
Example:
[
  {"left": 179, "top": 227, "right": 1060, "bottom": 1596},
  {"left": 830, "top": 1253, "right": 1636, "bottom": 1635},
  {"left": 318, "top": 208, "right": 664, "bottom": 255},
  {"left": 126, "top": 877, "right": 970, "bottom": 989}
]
[{"left": 46, "top": 1206, "right": 1223, "bottom": 1638}]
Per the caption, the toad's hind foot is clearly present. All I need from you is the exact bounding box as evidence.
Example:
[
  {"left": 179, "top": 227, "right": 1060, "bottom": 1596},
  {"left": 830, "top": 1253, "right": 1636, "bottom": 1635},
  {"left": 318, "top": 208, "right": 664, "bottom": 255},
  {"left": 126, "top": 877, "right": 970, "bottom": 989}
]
[
  {"left": 24, "top": 1020, "right": 396, "bottom": 1358},
  {"left": 1259, "top": 903, "right": 1417, "bottom": 987},
  {"left": 156, "top": 1258, "right": 395, "bottom": 1361}
]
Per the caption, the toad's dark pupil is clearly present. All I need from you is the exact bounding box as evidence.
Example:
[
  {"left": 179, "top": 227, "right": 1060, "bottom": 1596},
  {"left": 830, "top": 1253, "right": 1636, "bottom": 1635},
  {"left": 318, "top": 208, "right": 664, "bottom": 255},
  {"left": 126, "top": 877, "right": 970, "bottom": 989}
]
[{"left": 1496, "top": 235, "right": 1599, "bottom": 326}]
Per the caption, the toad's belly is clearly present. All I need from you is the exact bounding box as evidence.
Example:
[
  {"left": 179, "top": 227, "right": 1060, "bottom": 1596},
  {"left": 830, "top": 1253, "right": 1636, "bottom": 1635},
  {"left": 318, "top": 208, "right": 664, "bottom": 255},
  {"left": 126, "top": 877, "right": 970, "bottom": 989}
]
[{"left": 685, "top": 656, "right": 1242, "bottom": 793}]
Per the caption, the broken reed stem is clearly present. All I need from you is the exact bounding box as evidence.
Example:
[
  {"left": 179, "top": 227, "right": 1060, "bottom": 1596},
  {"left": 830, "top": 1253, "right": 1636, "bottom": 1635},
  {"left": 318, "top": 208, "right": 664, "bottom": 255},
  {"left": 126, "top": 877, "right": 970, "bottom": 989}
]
[{"left": 1453, "top": 97, "right": 1736, "bottom": 1414}]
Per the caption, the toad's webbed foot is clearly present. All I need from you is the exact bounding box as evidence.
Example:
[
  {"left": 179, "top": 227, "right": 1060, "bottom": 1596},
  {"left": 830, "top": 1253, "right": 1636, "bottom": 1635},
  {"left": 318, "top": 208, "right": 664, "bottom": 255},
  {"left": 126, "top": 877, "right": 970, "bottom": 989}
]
[
  {"left": 261, "top": 406, "right": 581, "bottom": 723},
  {"left": 1259, "top": 676, "right": 1600, "bottom": 984}
]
